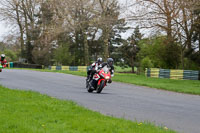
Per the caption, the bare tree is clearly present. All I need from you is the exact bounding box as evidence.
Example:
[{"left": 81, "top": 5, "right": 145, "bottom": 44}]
[
  {"left": 129, "top": 0, "right": 200, "bottom": 68},
  {"left": 97, "top": 0, "right": 122, "bottom": 60},
  {"left": 0, "top": 0, "right": 127, "bottom": 65},
  {"left": 0, "top": 0, "right": 25, "bottom": 56},
  {"left": 130, "top": 0, "right": 181, "bottom": 42}
]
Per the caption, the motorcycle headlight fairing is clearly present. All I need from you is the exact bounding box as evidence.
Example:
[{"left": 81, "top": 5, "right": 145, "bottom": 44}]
[{"left": 105, "top": 76, "right": 110, "bottom": 80}]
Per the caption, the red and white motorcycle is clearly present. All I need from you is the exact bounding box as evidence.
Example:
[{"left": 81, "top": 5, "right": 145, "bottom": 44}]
[
  {"left": 86, "top": 66, "right": 112, "bottom": 93},
  {"left": 0, "top": 62, "right": 6, "bottom": 72}
]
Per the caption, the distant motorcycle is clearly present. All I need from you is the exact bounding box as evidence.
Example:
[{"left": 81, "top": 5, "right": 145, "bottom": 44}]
[
  {"left": 0, "top": 64, "right": 3, "bottom": 72},
  {"left": 86, "top": 66, "right": 111, "bottom": 93}
]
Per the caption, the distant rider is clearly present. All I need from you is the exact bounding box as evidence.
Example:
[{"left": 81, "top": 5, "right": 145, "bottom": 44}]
[
  {"left": 87, "top": 57, "right": 103, "bottom": 81},
  {"left": 101, "top": 58, "right": 115, "bottom": 83},
  {"left": 0, "top": 54, "right": 7, "bottom": 72}
]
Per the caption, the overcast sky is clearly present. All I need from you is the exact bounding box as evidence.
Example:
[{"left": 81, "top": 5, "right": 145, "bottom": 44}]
[{"left": 0, "top": 21, "right": 8, "bottom": 41}]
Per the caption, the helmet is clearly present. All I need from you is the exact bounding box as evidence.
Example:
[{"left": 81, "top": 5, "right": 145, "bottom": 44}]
[
  {"left": 97, "top": 57, "right": 103, "bottom": 64},
  {"left": 107, "top": 58, "right": 114, "bottom": 67},
  {"left": 1, "top": 54, "right": 5, "bottom": 61}
]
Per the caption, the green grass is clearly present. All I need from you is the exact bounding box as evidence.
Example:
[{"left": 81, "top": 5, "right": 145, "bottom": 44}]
[
  {"left": 114, "top": 66, "right": 137, "bottom": 72},
  {"left": 8, "top": 68, "right": 200, "bottom": 95},
  {"left": 112, "top": 73, "right": 200, "bottom": 95},
  {"left": 0, "top": 86, "right": 175, "bottom": 133}
]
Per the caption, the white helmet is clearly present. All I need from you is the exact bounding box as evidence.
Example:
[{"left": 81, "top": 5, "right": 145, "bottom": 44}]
[
  {"left": 1, "top": 54, "right": 5, "bottom": 61},
  {"left": 97, "top": 57, "right": 103, "bottom": 64},
  {"left": 1, "top": 54, "right": 5, "bottom": 58}
]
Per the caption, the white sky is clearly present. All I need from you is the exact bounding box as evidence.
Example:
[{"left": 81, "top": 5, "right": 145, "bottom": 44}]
[{"left": 0, "top": 21, "right": 9, "bottom": 41}]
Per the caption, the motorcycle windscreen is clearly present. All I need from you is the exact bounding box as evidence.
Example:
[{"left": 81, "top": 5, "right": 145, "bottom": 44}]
[{"left": 102, "top": 66, "right": 110, "bottom": 73}]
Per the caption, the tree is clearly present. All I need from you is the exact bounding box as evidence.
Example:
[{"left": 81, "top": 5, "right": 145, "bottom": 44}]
[
  {"left": 192, "top": 1, "right": 200, "bottom": 52},
  {"left": 129, "top": 0, "right": 200, "bottom": 69},
  {"left": 0, "top": 40, "right": 19, "bottom": 62},
  {"left": 120, "top": 26, "right": 142, "bottom": 73},
  {"left": 0, "top": 0, "right": 129, "bottom": 66},
  {"left": 97, "top": 0, "right": 123, "bottom": 60},
  {"left": 0, "top": 0, "right": 25, "bottom": 57},
  {"left": 131, "top": 0, "right": 181, "bottom": 42},
  {"left": 138, "top": 36, "right": 181, "bottom": 69}
]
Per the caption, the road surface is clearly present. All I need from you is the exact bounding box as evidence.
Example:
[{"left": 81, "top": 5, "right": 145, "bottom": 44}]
[{"left": 0, "top": 69, "right": 200, "bottom": 133}]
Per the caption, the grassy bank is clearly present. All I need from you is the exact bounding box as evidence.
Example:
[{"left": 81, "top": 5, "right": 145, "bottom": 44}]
[
  {"left": 112, "top": 73, "right": 200, "bottom": 95},
  {"left": 0, "top": 86, "right": 174, "bottom": 133}
]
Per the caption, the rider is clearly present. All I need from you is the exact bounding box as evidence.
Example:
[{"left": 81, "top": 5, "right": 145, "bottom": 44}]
[
  {"left": 87, "top": 57, "right": 103, "bottom": 81},
  {"left": 101, "top": 58, "right": 115, "bottom": 83},
  {"left": 0, "top": 54, "right": 7, "bottom": 72}
]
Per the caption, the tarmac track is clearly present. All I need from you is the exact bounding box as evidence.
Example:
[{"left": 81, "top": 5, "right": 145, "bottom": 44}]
[{"left": 0, "top": 69, "right": 200, "bottom": 133}]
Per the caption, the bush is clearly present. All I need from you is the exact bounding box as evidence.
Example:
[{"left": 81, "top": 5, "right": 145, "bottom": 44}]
[
  {"left": 0, "top": 50, "right": 18, "bottom": 62},
  {"left": 183, "top": 58, "right": 199, "bottom": 70},
  {"left": 141, "top": 57, "right": 154, "bottom": 71}
]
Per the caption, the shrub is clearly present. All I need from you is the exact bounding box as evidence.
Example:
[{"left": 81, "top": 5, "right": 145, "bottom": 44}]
[{"left": 141, "top": 57, "right": 154, "bottom": 71}]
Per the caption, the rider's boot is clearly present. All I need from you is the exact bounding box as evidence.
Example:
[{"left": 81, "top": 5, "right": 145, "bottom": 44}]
[{"left": 86, "top": 74, "right": 91, "bottom": 82}]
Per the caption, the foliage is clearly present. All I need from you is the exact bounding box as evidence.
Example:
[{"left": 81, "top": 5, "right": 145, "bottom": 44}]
[
  {"left": 162, "top": 42, "right": 181, "bottom": 69},
  {"left": 138, "top": 36, "right": 181, "bottom": 69},
  {"left": 54, "top": 43, "right": 74, "bottom": 66},
  {"left": 140, "top": 57, "right": 154, "bottom": 71},
  {"left": 2, "top": 49, "right": 18, "bottom": 62},
  {"left": 131, "top": 0, "right": 200, "bottom": 70},
  {"left": 182, "top": 58, "right": 200, "bottom": 70},
  {"left": 119, "top": 26, "right": 142, "bottom": 72},
  {"left": 0, "top": 42, "right": 18, "bottom": 62}
]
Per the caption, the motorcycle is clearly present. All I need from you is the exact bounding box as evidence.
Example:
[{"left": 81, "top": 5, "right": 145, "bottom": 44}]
[
  {"left": 0, "top": 62, "right": 7, "bottom": 72},
  {"left": 86, "top": 66, "right": 111, "bottom": 93},
  {"left": 0, "top": 64, "right": 3, "bottom": 72}
]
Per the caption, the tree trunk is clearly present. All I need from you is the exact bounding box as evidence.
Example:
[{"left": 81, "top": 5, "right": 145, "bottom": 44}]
[
  {"left": 187, "top": 38, "right": 192, "bottom": 51},
  {"left": 83, "top": 33, "right": 89, "bottom": 66},
  {"left": 15, "top": 4, "right": 24, "bottom": 57},
  {"left": 103, "top": 29, "right": 109, "bottom": 61},
  {"left": 104, "top": 38, "right": 109, "bottom": 60},
  {"left": 22, "top": 0, "right": 33, "bottom": 63},
  {"left": 131, "top": 57, "right": 135, "bottom": 73},
  {"left": 199, "top": 34, "right": 200, "bottom": 52},
  {"left": 164, "top": 0, "right": 173, "bottom": 42},
  {"left": 19, "top": 25, "right": 25, "bottom": 57},
  {"left": 181, "top": 48, "right": 184, "bottom": 69}
]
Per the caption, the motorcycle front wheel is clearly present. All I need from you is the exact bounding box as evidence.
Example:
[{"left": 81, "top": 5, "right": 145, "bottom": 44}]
[{"left": 97, "top": 80, "right": 105, "bottom": 93}]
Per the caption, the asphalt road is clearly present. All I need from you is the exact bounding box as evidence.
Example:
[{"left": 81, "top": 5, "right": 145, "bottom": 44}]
[{"left": 0, "top": 69, "right": 200, "bottom": 133}]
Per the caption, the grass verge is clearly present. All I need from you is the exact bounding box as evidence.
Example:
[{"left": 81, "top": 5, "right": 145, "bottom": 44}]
[
  {"left": 0, "top": 86, "right": 175, "bottom": 133},
  {"left": 112, "top": 73, "right": 200, "bottom": 95},
  {"left": 7, "top": 68, "right": 200, "bottom": 95}
]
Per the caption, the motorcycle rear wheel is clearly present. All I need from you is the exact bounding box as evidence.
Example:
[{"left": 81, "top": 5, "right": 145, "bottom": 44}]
[
  {"left": 97, "top": 80, "right": 105, "bottom": 93},
  {"left": 87, "top": 86, "right": 93, "bottom": 93},
  {"left": 86, "top": 80, "right": 93, "bottom": 93},
  {"left": 86, "top": 79, "right": 89, "bottom": 88}
]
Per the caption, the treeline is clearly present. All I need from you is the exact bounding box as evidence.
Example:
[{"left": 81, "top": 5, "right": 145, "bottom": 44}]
[
  {"left": 131, "top": 0, "right": 200, "bottom": 71},
  {"left": 0, "top": 0, "right": 126, "bottom": 66},
  {"left": 0, "top": 0, "right": 199, "bottom": 72}
]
